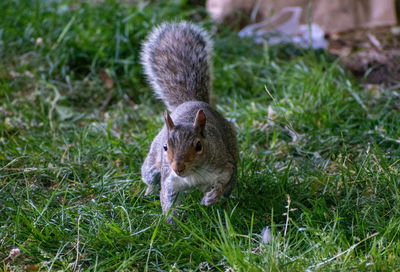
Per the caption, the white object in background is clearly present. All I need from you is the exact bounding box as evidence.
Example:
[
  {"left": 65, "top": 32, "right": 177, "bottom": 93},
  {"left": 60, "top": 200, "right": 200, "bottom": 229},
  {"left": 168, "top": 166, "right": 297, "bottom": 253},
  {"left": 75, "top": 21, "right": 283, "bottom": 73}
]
[
  {"left": 261, "top": 226, "right": 272, "bottom": 244},
  {"left": 239, "top": 7, "right": 328, "bottom": 49}
]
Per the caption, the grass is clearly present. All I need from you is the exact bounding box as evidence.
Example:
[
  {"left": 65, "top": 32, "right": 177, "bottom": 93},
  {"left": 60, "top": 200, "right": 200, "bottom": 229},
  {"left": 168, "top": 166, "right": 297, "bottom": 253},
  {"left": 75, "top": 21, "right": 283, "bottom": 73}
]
[{"left": 1, "top": 0, "right": 400, "bottom": 271}]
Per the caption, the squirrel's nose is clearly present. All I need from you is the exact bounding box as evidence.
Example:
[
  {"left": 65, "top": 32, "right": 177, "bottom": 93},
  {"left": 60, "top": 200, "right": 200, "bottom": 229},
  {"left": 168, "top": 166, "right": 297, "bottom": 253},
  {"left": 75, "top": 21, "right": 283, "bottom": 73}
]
[{"left": 173, "top": 162, "right": 186, "bottom": 176}]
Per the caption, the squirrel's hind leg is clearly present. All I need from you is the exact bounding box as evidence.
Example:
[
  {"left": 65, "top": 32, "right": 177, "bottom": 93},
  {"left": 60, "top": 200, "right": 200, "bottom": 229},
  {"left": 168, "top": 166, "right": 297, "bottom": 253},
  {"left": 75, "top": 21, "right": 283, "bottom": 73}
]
[
  {"left": 222, "top": 166, "right": 237, "bottom": 197},
  {"left": 141, "top": 140, "right": 162, "bottom": 195}
]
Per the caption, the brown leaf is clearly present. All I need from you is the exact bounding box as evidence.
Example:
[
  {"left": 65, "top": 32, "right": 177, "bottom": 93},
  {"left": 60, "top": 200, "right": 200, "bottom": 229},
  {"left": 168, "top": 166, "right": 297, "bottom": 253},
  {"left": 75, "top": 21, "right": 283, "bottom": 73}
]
[
  {"left": 23, "top": 264, "right": 40, "bottom": 271},
  {"left": 99, "top": 69, "right": 114, "bottom": 89}
]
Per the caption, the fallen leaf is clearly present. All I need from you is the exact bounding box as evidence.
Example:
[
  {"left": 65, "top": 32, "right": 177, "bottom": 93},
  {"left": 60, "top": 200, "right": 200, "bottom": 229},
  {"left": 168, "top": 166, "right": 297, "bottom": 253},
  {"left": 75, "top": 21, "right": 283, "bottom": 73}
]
[
  {"left": 99, "top": 69, "right": 114, "bottom": 89},
  {"left": 23, "top": 264, "right": 40, "bottom": 271}
]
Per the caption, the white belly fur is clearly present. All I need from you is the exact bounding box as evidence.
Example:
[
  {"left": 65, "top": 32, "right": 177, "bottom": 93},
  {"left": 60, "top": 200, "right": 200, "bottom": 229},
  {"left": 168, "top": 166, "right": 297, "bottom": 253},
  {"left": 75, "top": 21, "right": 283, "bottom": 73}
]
[{"left": 165, "top": 166, "right": 231, "bottom": 193}]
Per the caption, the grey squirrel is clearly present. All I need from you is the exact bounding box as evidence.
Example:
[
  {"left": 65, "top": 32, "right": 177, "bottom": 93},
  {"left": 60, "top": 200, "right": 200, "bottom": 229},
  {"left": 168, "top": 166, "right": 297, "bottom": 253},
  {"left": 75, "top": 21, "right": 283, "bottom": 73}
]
[{"left": 140, "top": 21, "right": 238, "bottom": 223}]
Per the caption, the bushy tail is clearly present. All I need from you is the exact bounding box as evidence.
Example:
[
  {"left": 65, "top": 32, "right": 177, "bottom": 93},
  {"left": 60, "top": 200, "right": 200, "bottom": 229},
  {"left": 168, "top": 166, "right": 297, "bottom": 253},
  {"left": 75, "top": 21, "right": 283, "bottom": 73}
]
[{"left": 141, "top": 21, "right": 212, "bottom": 111}]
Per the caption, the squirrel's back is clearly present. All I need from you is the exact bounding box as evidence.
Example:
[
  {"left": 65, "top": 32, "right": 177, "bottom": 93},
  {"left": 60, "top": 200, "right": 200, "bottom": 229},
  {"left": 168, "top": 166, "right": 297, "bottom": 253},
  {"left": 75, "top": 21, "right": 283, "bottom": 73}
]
[{"left": 141, "top": 21, "right": 212, "bottom": 111}]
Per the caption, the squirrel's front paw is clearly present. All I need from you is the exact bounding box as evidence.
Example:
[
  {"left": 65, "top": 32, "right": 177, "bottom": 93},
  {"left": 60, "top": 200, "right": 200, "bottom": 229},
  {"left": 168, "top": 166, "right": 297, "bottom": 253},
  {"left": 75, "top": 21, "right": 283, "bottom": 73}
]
[
  {"left": 144, "top": 185, "right": 154, "bottom": 196},
  {"left": 200, "top": 188, "right": 221, "bottom": 206}
]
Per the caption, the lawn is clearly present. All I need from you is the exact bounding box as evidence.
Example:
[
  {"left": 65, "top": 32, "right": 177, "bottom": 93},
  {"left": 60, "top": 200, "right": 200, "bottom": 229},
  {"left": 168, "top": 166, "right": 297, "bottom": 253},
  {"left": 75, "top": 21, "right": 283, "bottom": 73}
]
[{"left": 1, "top": 0, "right": 400, "bottom": 271}]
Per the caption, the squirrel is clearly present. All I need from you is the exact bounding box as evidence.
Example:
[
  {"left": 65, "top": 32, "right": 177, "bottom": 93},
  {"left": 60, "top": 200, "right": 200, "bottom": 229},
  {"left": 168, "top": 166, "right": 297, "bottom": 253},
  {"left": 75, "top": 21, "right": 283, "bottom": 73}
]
[{"left": 140, "top": 21, "right": 238, "bottom": 223}]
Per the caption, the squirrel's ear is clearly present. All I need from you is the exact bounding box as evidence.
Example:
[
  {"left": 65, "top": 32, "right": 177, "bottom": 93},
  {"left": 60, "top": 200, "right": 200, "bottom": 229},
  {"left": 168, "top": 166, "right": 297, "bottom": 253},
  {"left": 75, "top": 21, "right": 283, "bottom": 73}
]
[
  {"left": 194, "top": 109, "right": 206, "bottom": 136},
  {"left": 164, "top": 111, "right": 174, "bottom": 131}
]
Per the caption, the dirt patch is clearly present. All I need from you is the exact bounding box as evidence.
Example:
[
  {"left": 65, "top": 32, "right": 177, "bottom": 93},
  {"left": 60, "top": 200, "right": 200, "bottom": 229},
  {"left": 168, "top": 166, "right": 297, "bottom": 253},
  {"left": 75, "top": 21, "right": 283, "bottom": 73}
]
[{"left": 327, "top": 26, "right": 400, "bottom": 87}]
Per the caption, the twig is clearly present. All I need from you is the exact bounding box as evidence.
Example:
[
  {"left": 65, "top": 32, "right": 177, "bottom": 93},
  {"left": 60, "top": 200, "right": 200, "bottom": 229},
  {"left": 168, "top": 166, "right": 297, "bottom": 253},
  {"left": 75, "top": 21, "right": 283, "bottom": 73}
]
[
  {"left": 234, "top": 233, "right": 259, "bottom": 243},
  {"left": 308, "top": 232, "right": 379, "bottom": 269},
  {"left": 283, "top": 194, "right": 291, "bottom": 237},
  {"left": 2, "top": 167, "right": 39, "bottom": 172},
  {"left": 367, "top": 33, "right": 382, "bottom": 51},
  {"left": 264, "top": 85, "right": 275, "bottom": 101},
  {"left": 48, "top": 86, "right": 60, "bottom": 133},
  {"left": 0, "top": 157, "right": 24, "bottom": 171},
  {"left": 39, "top": 81, "right": 61, "bottom": 133},
  {"left": 378, "top": 133, "right": 400, "bottom": 144},
  {"left": 61, "top": 144, "right": 74, "bottom": 163},
  {"left": 123, "top": 94, "right": 136, "bottom": 107},
  {"left": 72, "top": 215, "right": 82, "bottom": 272}
]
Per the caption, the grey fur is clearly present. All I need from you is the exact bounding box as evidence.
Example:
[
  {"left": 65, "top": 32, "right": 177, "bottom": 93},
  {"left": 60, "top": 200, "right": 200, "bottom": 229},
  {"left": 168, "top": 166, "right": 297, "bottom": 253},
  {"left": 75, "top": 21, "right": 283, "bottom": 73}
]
[
  {"left": 141, "top": 21, "right": 212, "bottom": 112},
  {"left": 141, "top": 22, "right": 238, "bottom": 223}
]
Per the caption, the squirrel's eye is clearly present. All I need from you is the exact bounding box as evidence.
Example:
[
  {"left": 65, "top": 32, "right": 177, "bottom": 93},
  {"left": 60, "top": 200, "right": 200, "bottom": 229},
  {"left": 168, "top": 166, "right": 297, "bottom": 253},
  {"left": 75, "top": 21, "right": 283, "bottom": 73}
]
[
  {"left": 163, "top": 144, "right": 168, "bottom": 151},
  {"left": 195, "top": 141, "right": 202, "bottom": 152}
]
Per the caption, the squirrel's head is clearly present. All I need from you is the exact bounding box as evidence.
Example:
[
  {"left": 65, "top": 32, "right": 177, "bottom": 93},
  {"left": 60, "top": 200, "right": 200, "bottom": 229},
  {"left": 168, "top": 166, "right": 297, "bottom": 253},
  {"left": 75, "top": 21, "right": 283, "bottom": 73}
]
[{"left": 163, "top": 110, "right": 206, "bottom": 177}]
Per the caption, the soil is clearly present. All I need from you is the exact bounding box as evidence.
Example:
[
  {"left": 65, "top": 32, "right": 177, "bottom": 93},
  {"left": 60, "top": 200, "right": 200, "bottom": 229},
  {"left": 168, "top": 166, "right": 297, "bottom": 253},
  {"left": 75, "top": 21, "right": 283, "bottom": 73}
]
[{"left": 327, "top": 26, "right": 400, "bottom": 87}]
